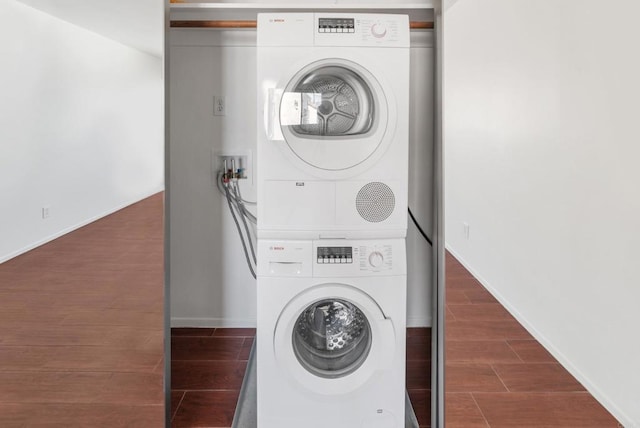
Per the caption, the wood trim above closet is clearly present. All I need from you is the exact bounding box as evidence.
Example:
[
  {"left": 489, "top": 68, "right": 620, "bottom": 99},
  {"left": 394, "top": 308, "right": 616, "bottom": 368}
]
[{"left": 170, "top": 20, "right": 434, "bottom": 29}]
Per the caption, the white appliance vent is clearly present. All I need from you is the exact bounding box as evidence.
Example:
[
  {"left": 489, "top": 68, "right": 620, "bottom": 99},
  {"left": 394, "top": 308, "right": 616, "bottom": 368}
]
[{"left": 355, "top": 182, "right": 395, "bottom": 223}]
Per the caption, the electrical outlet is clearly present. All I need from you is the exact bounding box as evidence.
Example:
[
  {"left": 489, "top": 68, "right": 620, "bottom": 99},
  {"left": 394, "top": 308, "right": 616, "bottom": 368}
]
[
  {"left": 42, "top": 206, "right": 50, "bottom": 219},
  {"left": 214, "top": 96, "right": 226, "bottom": 116},
  {"left": 463, "top": 222, "right": 470, "bottom": 240}
]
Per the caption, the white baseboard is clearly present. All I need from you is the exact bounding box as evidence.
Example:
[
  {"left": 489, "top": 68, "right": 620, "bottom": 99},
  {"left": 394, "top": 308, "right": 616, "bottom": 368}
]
[
  {"left": 445, "top": 244, "right": 634, "bottom": 428},
  {"left": 0, "top": 187, "right": 164, "bottom": 264},
  {"left": 407, "top": 316, "right": 432, "bottom": 328},
  {"left": 171, "top": 317, "right": 257, "bottom": 328}
]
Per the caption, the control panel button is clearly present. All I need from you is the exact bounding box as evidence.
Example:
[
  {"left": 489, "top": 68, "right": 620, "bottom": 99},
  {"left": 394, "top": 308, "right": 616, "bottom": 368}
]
[{"left": 368, "top": 251, "right": 384, "bottom": 268}]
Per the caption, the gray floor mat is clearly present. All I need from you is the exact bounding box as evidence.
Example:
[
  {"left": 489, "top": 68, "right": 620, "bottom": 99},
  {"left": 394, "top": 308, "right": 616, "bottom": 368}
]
[{"left": 232, "top": 341, "right": 420, "bottom": 428}]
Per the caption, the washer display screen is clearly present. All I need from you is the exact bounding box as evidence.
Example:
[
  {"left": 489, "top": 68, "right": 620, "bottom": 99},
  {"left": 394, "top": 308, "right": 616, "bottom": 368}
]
[{"left": 317, "top": 247, "right": 353, "bottom": 264}]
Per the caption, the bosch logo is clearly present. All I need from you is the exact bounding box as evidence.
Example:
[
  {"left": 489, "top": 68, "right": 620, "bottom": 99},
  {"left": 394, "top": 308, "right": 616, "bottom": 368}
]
[{"left": 270, "top": 246, "right": 285, "bottom": 251}]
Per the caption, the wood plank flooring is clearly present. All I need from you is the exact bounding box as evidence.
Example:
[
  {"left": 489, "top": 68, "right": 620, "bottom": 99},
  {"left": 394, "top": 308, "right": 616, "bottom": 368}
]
[
  {"left": 170, "top": 327, "right": 432, "bottom": 427},
  {"left": 445, "top": 252, "right": 619, "bottom": 427},
  {"left": 0, "top": 194, "right": 164, "bottom": 427},
  {"left": 0, "top": 193, "right": 622, "bottom": 427}
]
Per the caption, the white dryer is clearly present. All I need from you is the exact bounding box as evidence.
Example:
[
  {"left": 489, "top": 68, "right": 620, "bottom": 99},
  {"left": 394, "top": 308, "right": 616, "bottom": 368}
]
[
  {"left": 257, "top": 13, "right": 410, "bottom": 239},
  {"left": 257, "top": 239, "right": 406, "bottom": 428}
]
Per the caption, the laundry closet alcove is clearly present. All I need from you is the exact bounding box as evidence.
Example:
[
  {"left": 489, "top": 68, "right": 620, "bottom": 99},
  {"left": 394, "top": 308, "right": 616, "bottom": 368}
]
[{"left": 165, "top": 1, "right": 443, "bottom": 426}]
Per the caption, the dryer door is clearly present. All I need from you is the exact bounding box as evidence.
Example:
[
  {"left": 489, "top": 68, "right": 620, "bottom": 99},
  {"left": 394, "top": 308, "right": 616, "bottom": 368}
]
[
  {"left": 277, "top": 59, "right": 395, "bottom": 173},
  {"left": 273, "top": 283, "right": 396, "bottom": 395}
]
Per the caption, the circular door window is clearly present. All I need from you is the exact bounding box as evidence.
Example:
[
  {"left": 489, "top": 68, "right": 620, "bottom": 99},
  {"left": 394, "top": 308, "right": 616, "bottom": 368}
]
[
  {"left": 292, "top": 298, "right": 372, "bottom": 379},
  {"left": 288, "top": 66, "right": 374, "bottom": 137},
  {"left": 277, "top": 58, "right": 392, "bottom": 175}
]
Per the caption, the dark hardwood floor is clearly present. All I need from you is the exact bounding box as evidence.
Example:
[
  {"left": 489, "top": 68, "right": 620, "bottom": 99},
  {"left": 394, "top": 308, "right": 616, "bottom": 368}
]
[
  {"left": 0, "top": 194, "right": 164, "bottom": 427},
  {"left": 444, "top": 253, "right": 619, "bottom": 427},
  {"left": 0, "top": 193, "right": 621, "bottom": 427},
  {"left": 170, "top": 327, "right": 431, "bottom": 427}
]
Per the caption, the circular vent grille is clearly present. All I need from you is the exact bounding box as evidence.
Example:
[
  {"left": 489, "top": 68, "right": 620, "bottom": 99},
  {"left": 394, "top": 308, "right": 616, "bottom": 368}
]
[{"left": 355, "top": 182, "right": 395, "bottom": 223}]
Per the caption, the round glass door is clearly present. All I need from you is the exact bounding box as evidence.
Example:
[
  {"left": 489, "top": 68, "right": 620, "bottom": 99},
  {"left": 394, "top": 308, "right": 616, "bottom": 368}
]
[
  {"left": 292, "top": 298, "right": 372, "bottom": 379},
  {"left": 277, "top": 59, "right": 392, "bottom": 173},
  {"left": 287, "top": 66, "right": 374, "bottom": 137}
]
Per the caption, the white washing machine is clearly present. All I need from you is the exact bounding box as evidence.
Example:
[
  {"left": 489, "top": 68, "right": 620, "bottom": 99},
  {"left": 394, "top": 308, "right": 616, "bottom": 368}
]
[
  {"left": 257, "top": 13, "right": 410, "bottom": 239},
  {"left": 257, "top": 239, "right": 406, "bottom": 428}
]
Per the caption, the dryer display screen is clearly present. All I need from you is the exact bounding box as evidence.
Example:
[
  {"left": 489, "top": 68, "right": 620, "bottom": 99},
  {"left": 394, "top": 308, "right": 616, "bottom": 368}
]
[
  {"left": 318, "top": 18, "right": 355, "bottom": 33},
  {"left": 317, "top": 247, "right": 353, "bottom": 264}
]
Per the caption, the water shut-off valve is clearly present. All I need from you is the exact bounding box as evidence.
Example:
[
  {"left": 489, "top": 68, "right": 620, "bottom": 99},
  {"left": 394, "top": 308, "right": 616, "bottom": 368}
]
[{"left": 221, "top": 158, "right": 247, "bottom": 184}]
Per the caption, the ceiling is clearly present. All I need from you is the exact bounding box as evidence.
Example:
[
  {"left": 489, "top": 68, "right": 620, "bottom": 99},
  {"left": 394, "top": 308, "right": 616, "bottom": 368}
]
[{"left": 18, "top": 0, "right": 163, "bottom": 58}]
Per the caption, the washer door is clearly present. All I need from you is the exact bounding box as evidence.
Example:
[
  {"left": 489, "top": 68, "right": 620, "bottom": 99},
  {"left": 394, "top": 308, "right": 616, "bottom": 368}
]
[
  {"left": 273, "top": 283, "right": 396, "bottom": 395},
  {"left": 292, "top": 298, "right": 372, "bottom": 379},
  {"left": 278, "top": 59, "right": 394, "bottom": 172}
]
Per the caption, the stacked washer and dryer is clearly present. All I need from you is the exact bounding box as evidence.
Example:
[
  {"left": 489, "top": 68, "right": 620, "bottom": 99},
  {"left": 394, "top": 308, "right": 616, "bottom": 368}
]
[{"left": 256, "top": 13, "right": 411, "bottom": 428}]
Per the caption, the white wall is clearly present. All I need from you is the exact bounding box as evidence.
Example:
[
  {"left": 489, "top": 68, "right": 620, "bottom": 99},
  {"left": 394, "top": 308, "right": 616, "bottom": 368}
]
[
  {"left": 169, "top": 30, "right": 259, "bottom": 327},
  {"left": 407, "top": 34, "right": 436, "bottom": 327},
  {"left": 0, "top": 1, "right": 164, "bottom": 262},
  {"left": 169, "top": 29, "right": 436, "bottom": 327},
  {"left": 17, "top": 0, "right": 163, "bottom": 57},
  {"left": 445, "top": 1, "right": 640, "bottom": 425}
]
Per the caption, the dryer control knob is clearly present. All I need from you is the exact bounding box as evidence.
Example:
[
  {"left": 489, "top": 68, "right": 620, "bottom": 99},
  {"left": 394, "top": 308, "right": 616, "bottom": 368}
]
[
  {"left": 371, "top": 22, "right": 387, "bottom": 38},
  {"left": 368, "top": 251, "right": 384, "bottom": 268}
]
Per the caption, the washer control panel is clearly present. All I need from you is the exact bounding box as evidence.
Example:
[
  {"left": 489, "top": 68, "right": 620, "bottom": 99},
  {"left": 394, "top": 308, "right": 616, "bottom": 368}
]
[
  {"left": 317, "top": 246, "right": 353, "bottom": 264},
  {"left": 316, "top": 245, "right": 390, "bottom": 270},
  {"left": 311, "top": 239, "right": 405, "bottom": 277},
  {"left": 259, "top": 239, "right": 406, "bottom": 277}
]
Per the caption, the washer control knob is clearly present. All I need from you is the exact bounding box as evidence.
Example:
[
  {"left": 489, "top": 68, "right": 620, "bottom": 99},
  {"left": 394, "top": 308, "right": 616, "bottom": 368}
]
[
  {"left": 368, "top": 251, "right": 384, "bottom": 268},
  {"left": 371, "top": 22, "right": 387, "bottom": 38}
]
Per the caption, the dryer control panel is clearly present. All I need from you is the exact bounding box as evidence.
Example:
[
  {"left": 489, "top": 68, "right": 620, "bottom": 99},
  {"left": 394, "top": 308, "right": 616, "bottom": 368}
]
[
  {"left": 315, "top": 13, "right": 410, "bottom": 47},
  {"left": 256, "top": 13, "right": 409, "bottom": 47}
]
